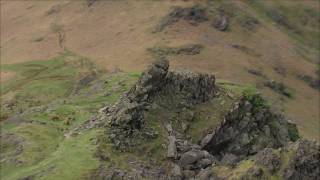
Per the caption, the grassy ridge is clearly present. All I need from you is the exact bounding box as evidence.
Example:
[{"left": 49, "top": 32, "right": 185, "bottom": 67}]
[{"left": 0, "top": 51, "right": 140, "bottom": 179}]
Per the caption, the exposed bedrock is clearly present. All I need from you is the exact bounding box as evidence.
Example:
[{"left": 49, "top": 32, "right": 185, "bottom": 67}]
[
  {"left": 202, "top": 94, "right": 299, "bottom": 159},
  {"left": 106, "top": 59, "right": 215, "bottom": 150},
  {"left": 283, "top": 139, "right": 320, "bottom": 180}
]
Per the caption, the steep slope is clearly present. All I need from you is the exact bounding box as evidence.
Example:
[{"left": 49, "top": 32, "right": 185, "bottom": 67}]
[
  {"left": 1, "top": 1, "right": 319, "bottom": 179},
  {"left": 94, "top": 59, "right": 318, "bottom": 180},
  {"left": 1, "top": 0, "right": 319, "bottom": 140}
]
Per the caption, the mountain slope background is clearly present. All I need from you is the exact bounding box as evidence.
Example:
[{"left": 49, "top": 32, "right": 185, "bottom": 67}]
[
  {"left": 1, "top": 0, "right": 319, "bottom": 139},
  {"left": 0, "top": 0, "right": 319, "bottom": 179}
]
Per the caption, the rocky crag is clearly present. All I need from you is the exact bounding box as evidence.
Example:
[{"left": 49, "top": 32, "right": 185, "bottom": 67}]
[
  {"left": 202, "top": 94, "right": 300, "bottom": 159},
  {"left": 105, "top": 59, "right": 215, "bottom": 151},
  {"left": 98, "top": 60, "right": 319, "bottom": 180}
]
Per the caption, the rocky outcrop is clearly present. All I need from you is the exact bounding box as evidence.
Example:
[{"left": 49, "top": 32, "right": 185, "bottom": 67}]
[
  {"left": 283, "top": 140, "right": 320, "bottom": 180},
  {"left": 148, "top": 44, "right": 204, "bottom": 60},
  {"left": 240, "top": 139, "right": 320, "bottom": 180},
  {"left": 101, "top": 59, "right": 315, "bottom": 179},
  {"left": 163, "top": 71, "right": 215, "bottom": 104},
  {"left": 212, "top": 14, "right": 229, "bottom": 31},
  {"left": 107, "top": 59, "right": 169, "bottom": 150},
  {"left": 167, "top": 138, "right": 216, "bottom": 179},
  {"left": 155, "top": 5, "right": 208, "bottom": 32},
  {"left": 202, "top": 94, "right": 299, "bottom": 159},
  {"left": 106, "top": 59, "right": 215, "bottom": 151},
  {"left": 256, "top": 148, "right": 281, "bottom": 174}
]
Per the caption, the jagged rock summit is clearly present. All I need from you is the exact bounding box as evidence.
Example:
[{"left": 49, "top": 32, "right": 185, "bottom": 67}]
[
  {"left": 106, "top": 59, "right": 215, "bottom": 150},
  {"left": 97, "top": 59, "right": 319, "bottom": 180}
]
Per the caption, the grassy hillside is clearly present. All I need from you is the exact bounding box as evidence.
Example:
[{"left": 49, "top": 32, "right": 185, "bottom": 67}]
[
  {"left": 0, "top": 0, "right": 319, "bottom": 179},
  {"left": 0, "top": 51, "right": 140, "bottom": 179}
]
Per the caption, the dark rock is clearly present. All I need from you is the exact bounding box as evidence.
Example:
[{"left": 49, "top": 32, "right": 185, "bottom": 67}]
[
  {"left": 87, "top": 0, "right": 98, "bottom": 7},
  {"left": 256, "top": 148, "right": 281, "bottom": 174},
  {"left": 197, "top": 158, "right": 213, "bottom": 169},
  {"left": 179, "top": 150, "right": 203, "bottom": 168},
  {"left": 164, "top": 71, "right": 215, "bottom": 104},
  {"left": 196, "top": 167, "right": 213, "bottom": 180},
  {"left": 264, "top": 80, "right": 292, "bottom": 98},
  {"left": 107, "top": 59, "right": 216, "bottom": 151},
  {"left": 297, "top": 74, "right": 320, "bottom": 91},
  {"left": 240, "top": 15, "right": 260, "bottom": 31},
  {"left": 221, "top": 153, "right": 239, "bottom": 167},
  {"left": 176, "top": 140, "right": 192, "bottom": 153},
  {"left": 266, "top": 9, "right": 293, "bottom": 31},
  {"left": 171, "top": 164, "right": 182, "bottom": 180},
  {"left": 212, "top": 14, "right": 229, "bottom": 31},
  {"left": 231, "top": 44, "right": 261, "bottom": 57},
  {"left": 178, "top": 149, "right": 213, "bottom": 170},
  {"left": 241, "top": 167, "right": 265, "bottom": 180},
  {"left": 247, "top": 69, "right": 266, "bottom": 78},
  {"left": 148, "top": 44, "right": 204, "bottom": 59},
  {"left": 283, "top": 140, "right": 320, "bottom": 180},
  {"left": 182, "top": 170, "right": 196, "bottom": 179},
  {"left": 274, "top": 66, "right": 287, "bottom": 77},
  {"left": 203, "top": 95, "right": 299, "bottom": 160},
  {"left": 156, "top": 5, "right": 208, "bottom": 32}
]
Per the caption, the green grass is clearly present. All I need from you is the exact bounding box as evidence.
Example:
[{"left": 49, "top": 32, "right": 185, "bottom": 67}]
[
  {"left": 0, "top": 51, "right": 140, "bottom": 180},
  {"left": 1, "top": 51, "right": 78, "bottom": 114},
  {"left": 2, "top": 130, "right": 100, "bottom": 180},
  {"left": 1, "top": 124, "right": 62, "bottom": 179}
]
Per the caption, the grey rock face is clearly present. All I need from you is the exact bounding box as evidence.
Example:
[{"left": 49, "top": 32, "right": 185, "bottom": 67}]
[
  {"left": 180, "top": 150, "right": 203, "bottom": 168},
  {"left": 171, "top": 164, "right": 182, "bottom": 180},
  {"left": 202, "top": 95, "right": 299, "bottom": 159},
  {"left": 179, "top": 150, "right": 214, "bottom": 170},
  {"left": 221, "top": 153, "right": 239, "bottom": 167},
  {"left": 256, "top": 148, "right": 281, "bottom": 174},
  {"left": 200, "top": 133, "right": 214, "bottom": 148},
  {"left": 107, "top": 59, "right": 215, "bottom": 151},
  {"left": 197, "top": 158, "right": 213, "bottom": 169},
  {"left": 212, "top": 14, "right": 229, "bottom": 31},
  {"left": 167, "top": 135, "right": 177, "bottom": 159},
  {"left": 164, "top": 71, "right": 215, "bottom": 104},
  {"left": 196, "top": 167, "right": 215, "bottom": 180},
  {"left": 283, "top": 140, "right": 320, "bottom": 180}
]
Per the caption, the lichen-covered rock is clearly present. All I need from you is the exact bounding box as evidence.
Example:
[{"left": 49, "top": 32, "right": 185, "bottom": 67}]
[
  {"left": 179, "top": 149, "right": 214, "bottom": 170},
  {"left": 256, "top": 148, "right": 281, "bottom": 174},
  {"left": 202, "top": 94, "right": 299, "bottom": 159},
  {"left": 167, "top": 135, "right": 177, "bottom": 159},
  {"left": 212, "top": 14, "right": 229, "bottom": 31},
  {"left": 171, "top": 164, "right": 182, "bottom": 180},
  {"left": 106, "top": 59, "right": 216, "bottom": 151},
  {"left": 221, "top": 153, "right": 239, "bottom": 167},
  {"left": 164, "top": 71, "right": 215, "bottom": 104},
  {"left": 283, "top": 140, "right": 320, "bottom": 180},
  {"left": 195, "top": 167, "right": 214, "bottom": 180}
]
